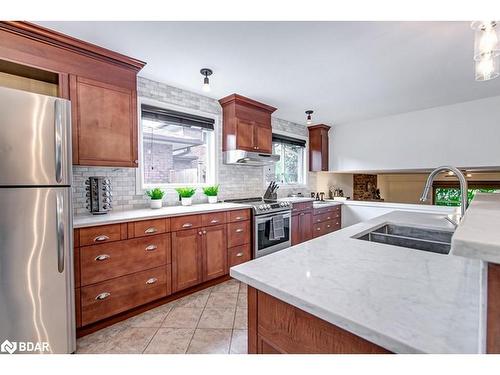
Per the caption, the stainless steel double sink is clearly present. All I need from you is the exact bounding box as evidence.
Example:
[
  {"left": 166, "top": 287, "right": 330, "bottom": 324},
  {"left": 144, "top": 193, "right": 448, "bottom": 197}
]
[{"left": 354, "top": 223, "right": 454, "bottom": 254}]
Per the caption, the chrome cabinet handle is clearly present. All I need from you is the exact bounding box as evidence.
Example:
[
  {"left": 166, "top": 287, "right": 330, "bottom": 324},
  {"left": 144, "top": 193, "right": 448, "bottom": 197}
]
[
  {"left": 55, "top": 193, "right": 65, "bottom": 273},
  {"left": 95, "top": 292, "right": 110, "bottom": 300},
  {"left": 145, "top": 244, "right": 157, "bottom": 251},
  {"left": 182, "top": 223, "right": 193, "bottom": 228},
  {"left": 236, "top": 252, "right": 244, "bottom": 257},
  {"left": 94, "top": 235, "right": 109, "bottom": 242},
  {"left": 235, "top": 216, "right": 243, "bottom": 220},
  {"left": 54, "top": 100, "right": 63, "bottom": 183},
  {"left": 327, "top": 217, "right": 331, "bottom": 220},
  {"left": 146, "top": 278, "right": 157, "bottom": 285},
  {"left": 95, "top": 254, "right": 110, "bottom": 261},
  {"left": 145, "top": 227, "right": 158, "bottom": 234},
  {"left": 203, "top": 230, "right": 207, "bottom": 234},
  {"left": 327, "top": 225, "right": 331, "bottom": 228},
  {"left": 210, "top": 219, "right": 219, "bottom": 223},
  {"left": 198, "top": 231, "right": 203, "bottom": 235},
  {"left": 316, "top": 227, "right": 321, "bottom": 231},
  {"left": 235, "top": 228, "right": 244, "bottom": 233}
]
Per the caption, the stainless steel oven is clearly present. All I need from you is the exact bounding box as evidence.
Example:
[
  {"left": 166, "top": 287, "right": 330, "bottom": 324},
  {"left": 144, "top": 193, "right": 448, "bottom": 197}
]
[{"left": 254, "top": 211, "right": 291, "bottom": 258}]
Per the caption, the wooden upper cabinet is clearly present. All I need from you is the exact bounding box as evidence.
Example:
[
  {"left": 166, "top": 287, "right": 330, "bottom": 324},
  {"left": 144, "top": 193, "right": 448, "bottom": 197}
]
[
  {"left": 219, "top": 94, "right": 276, "bottom": 154},
  {"left": 308, "top": 124, "right": 331, "bottom": 172},
  {"left": 0, "top": 22, "right": 145, "bottom": 167},
  {"left": 70, "top": 76, "right": 138, "bottom": 166}
]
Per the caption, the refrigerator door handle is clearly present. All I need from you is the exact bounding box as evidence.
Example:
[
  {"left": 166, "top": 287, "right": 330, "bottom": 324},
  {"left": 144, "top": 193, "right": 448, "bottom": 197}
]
[
  {"left": 56, "top": 192, "right": 65, "bottom": 273},
  {"left": 54, "top": 100, "right": 64, "bottom": 184}
]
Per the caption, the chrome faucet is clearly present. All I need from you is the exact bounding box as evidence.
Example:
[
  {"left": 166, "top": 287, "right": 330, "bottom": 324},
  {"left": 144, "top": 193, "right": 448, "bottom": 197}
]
[{"left": 420, "top": 166, "right": 468, "bottom": 223}]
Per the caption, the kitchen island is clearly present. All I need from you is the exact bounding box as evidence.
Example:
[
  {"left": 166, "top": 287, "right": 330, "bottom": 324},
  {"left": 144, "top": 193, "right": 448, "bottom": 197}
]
[{"left": 230, "top": 210, "right": 485, "bottom": 354}]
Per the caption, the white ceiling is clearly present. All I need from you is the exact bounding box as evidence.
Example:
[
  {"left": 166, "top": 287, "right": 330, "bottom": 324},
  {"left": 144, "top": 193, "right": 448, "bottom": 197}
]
[{"left": 37, "top": 21, "right": 500, "bottom": 125}]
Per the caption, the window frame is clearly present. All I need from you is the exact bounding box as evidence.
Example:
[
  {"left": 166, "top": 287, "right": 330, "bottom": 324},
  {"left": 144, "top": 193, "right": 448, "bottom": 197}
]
[
  {"left": 136, "top": 97, "right": 219, "bottom": 193},
  {"left": 264, "top": 129, "right": 308, "bottom": 188},
  {"left": 432, "top": 180, "right": 500, "bottom": 205}
]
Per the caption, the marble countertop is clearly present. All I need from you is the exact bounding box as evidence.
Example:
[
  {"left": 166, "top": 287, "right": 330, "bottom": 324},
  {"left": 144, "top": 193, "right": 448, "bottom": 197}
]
[
  {"left": 74, "top": 202, "right": 252, "bottom": 228},
  {"left": 230, "top": 210, "right": 485, "bottom": 353},
  {"left": 452, "top": 193, "right": 500, "bottom": 264}
]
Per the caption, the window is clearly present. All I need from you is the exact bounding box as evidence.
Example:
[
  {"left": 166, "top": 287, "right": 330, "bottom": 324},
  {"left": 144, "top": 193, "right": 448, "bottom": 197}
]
[
  {"left": 266, "top": 134, "right": 306, "bottom": 185},
  {"left": 140, "top": 104, "right": 216, "bottom": 187},
  {"left": 433, "top": 181, "right": 500, "bottom": 206}
]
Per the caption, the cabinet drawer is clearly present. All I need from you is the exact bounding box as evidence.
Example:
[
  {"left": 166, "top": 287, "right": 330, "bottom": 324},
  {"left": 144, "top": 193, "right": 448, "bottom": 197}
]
[
  {"left": 80, "top": 234, "right": 170, "bottom": 286},
  {"left": 313, "top": 222, "right": 327, "bottom": 238},
  {"left": 228, "top": 209, "right": 251, "bottom": 223},
  {"left": 201, "top": 211, "right": 227, "bottom": 227},
  {"left": 171, "top": 214, "right": 202, "bottom": 231},
  {"left": 291, "top": 201, "right": 313, "bottom": 213},
  {"left": 130, "top": 218, "right": 169, "bottom": 238},
  {"left": 81, "top": 265, "right": 169, "bottom": 326},
  {"left": 313, "top": 211, "right": 340, "bottom": 224},
  {"left": 79, "top": 224, "right": 125, "bottom": 246},
  {"left": 227, "top": 221, "right": 251, "bottom": 248},
  {"left": 314, "top": 205, "right": 341, "bottom": 216},
  {"left": 228, "top": 243, "right": 252, "bottom": 267}
]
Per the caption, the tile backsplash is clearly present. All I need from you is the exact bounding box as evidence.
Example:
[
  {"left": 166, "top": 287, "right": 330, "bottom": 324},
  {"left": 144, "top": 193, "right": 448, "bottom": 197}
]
[{"left": 72, "top": 77, "right": 311, "bottom": 215}]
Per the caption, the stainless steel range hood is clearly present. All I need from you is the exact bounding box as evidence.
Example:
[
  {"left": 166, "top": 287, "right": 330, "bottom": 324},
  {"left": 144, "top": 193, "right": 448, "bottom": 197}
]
[{"left": 223, "top": 150, "right": 280, "bottom": 166}]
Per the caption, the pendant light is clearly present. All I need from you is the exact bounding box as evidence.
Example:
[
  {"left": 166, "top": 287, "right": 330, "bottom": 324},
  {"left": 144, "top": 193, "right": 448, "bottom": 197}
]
[
  {"left": 471, "top": 21, "right": 500, "bottom": 81},
  {"left": 305, "top": 110, "right": 314, "bottom": 125},
  {"left": 200, "top": 68, "right": 213, "bottom": 92}
]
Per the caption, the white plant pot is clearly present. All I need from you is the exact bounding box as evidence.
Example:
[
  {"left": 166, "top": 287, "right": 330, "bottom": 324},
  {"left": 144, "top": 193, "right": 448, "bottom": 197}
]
[
  {"left": 207, "top": 196, "right": 218, "bottom": 204},
  {"left": 181, "top": 197, "right": 192, "bottom": 206},
  {"left": 150, "top": 199, "right": 162, "bottom": 209}
]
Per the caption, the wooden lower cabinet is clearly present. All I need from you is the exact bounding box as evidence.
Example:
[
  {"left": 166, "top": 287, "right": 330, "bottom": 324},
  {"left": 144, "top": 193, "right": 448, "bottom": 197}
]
[
  {"left": 172, "top": 228, "right": 203, "bottom": 292},
  {"left": 203, "top": 224, "right": 228, "bottom": 281},
  {"left": 291, "top": 210, "right": 313, "bottom": 245},
  {"left": 248, "top": 287, "right": 390, "bottom": 354},
  {"left": 81, "top": 265, "right": 170, "bottom": 326},
  {"left": 487, "top": 263, "right": 500, "bottom": 353}
]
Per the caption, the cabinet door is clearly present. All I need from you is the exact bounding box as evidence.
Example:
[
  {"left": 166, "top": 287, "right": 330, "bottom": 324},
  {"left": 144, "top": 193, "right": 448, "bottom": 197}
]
[
  {"left": 236, "top": 119, "right": 255, "bottom": 151},
  {"left": 300, "top": 211, "right": 313, "bottom": 242},
  {"left": 254, "top": 125, "right": 272, "bottom": 153},
  {"left": 70, "top": 75, "right": 138, "bottom": 167},
  {"left": 172, "top": 228, "right": 203, "bottom": 292},
  {"left": 203, "top": 224, "right": 228, "bottom": 281},
  {"left": 291, "top": 213, "right": 300, "bottom": 246}
]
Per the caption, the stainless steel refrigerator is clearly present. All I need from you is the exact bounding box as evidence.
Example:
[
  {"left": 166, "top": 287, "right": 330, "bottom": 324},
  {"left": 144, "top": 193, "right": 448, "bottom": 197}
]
[{"left": 0, "top": 86, "right": 75, "bottom": 354}]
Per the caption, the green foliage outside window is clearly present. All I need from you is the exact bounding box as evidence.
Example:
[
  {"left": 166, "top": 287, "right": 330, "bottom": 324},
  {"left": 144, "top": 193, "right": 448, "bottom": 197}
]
[{"left": 434, "top": 188, "right": 500, "bottom": 206}]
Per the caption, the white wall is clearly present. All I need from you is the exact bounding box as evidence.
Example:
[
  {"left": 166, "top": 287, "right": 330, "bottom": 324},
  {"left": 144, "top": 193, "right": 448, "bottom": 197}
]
[{"left": 330, "top": 95, "right": 500, "bottom": 172}]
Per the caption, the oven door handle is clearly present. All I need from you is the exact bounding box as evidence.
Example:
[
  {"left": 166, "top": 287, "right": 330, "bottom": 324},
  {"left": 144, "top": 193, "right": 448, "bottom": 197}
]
[{"left": 255, "top": 211, "right": 291, "bottom": 224}]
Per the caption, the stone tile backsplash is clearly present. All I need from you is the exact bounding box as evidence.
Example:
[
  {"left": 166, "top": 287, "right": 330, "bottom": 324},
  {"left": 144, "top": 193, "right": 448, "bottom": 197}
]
[{"left": 72, "top": 77, "right": 312, "bottom": 215}]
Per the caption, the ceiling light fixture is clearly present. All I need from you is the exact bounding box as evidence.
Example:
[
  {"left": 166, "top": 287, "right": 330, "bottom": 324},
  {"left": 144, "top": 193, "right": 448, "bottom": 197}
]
[
  {"left": 200, "top": 68, "right": 213, "bottom": 92},
  {"left": 305, "top": 110, "right": 314, "bottom": 125},
  {"left": 471, "top": 21, "right": 500, "bottom": 81}
]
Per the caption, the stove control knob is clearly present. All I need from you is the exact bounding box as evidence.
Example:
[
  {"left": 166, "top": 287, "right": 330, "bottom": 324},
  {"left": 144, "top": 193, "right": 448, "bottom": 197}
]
[
  {"left": 266, "top": 204, "right": 271, "bottom": 210},
  {"left": 258, "top": 205, "right": 264, "bottom": 210}
]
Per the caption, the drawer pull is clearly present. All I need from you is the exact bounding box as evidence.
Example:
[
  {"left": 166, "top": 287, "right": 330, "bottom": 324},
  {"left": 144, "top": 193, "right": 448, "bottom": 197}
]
[
  {"left": 95, "top": 292, "right": 110, "bottom": 300},
  {"left": 235, "top": 228, "right": 244, "bottom": 233},
  {"left": 235, "top": 216, "right": 243, "bottom": 220},
  {"left": 236, "top": 252, "right": 244, "bottom": 257},
  {"left": 327, "top": 225, "right": 331, "bottom": 228},
  {"left": 198, "top": 231, "right": 203, "bottom": 235},
  {"left": 94, "top": 254, "right": 110, "bottom": 261},
  {"left": 145, "top": 227, "right": 158, "bottom": 234},
  {"left": 93, "top": 235, "right": 109, "bottom": 242},
  {"left": 145, "top": 244, "right": 157, "bottom": 251},
  {"left": 146, "top": 277, "right": 158, "bottom": 285},
  {"left": 182, "top": 223, "right": 193, "bottom": 228},
  {"left": 203, "top": 230, "right": 207, "bottom": 234},
  {"left": 316, "top": 227, "right": 321, "bottom": 231},
  {"left": 327, "top": 217, "right": 331, "bottom": 220},
  {"left": 210, "top": 219, "right": 219, "bottom": 223}
]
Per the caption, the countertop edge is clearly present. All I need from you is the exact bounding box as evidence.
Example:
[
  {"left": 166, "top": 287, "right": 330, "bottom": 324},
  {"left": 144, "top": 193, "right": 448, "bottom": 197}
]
[{"left": 74, "top": 203, "right": 252, "bottom": 228}]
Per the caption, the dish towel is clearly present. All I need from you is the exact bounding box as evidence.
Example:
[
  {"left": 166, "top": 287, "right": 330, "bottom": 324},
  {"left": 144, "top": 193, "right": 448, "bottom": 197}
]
[{"left": 272, "top": 215, "right": 285, "bottom": 240}]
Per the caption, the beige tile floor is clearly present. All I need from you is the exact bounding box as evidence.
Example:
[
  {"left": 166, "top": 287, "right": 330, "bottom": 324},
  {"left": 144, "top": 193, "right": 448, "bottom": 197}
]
[{"left": 77, "top": 278, "right": 248, "bottom": 354}]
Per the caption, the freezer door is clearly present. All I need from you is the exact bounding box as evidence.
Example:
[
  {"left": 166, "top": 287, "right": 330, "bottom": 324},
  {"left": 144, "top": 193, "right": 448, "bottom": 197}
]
[
  {"left": 0, "top": 187, "right": 75, "bottom": 354},
  {"left": 0, "top": 86, "right": 71, "bottom": 186}
]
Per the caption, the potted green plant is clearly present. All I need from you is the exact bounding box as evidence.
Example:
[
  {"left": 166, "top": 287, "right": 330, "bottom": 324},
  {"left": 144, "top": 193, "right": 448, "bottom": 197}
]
[
  {"left": 203, "top": 185, "right": 219, "bottom": 204},
  {"left": 175, "top": 187, "right": 196, "bottom": 206},
  {"left": 145, "top": 188, "right": 165, "bottom": 209}
]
